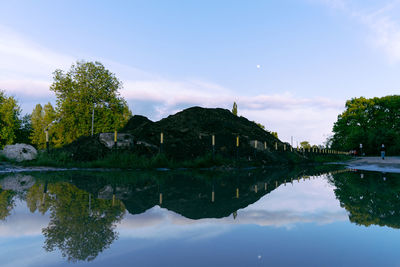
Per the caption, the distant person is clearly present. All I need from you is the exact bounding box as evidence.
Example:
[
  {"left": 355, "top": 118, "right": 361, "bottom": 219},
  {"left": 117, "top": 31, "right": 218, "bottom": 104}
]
[{"left": 381, "top": 144, "right": 386, "bottom": 160}]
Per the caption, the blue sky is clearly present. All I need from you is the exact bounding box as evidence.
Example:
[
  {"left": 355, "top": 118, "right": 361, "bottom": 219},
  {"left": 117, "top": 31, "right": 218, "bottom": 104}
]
[{"left": 1, "top": 0, "right": 400, "bottom": 144}]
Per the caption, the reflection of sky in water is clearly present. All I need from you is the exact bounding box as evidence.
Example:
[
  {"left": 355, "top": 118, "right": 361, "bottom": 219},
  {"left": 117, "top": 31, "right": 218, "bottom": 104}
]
[{"left": 1, "top": 173, "right": 400, "bottom": 266}]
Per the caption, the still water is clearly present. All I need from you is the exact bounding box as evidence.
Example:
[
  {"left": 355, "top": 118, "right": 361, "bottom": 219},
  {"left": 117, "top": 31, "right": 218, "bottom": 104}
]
[{"left": 0, "top": 165, "right": 399, "bottom": 266}]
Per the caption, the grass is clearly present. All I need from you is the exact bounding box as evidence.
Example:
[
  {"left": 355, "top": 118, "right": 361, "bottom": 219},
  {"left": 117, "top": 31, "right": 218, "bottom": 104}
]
[
  {"left": 307, "top": 154, "right": 352, "bottom": 163},
  {"left": 20, "top": 150, "right": 233, "bottom": 169},
  {"left": 16, "top": 149, "right": 352, "bottom": 170}
]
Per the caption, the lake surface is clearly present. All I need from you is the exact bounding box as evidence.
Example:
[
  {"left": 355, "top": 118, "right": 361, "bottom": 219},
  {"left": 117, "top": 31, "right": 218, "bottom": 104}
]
[{"left": 0, "top": 165, "right": 399, "bottom": 266}]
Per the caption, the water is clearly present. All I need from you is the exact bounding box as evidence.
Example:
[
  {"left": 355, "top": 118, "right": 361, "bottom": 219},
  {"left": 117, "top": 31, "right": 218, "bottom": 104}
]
[{"left": 0, "top": 165, "right": 399, "bottom": 266}]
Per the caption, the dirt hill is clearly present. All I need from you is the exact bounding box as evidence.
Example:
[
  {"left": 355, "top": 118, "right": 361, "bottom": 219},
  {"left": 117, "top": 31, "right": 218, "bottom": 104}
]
[
  {"left": 121, "top": 106, "right": 300, "bottom": 163},
  {"left": 64, "top": 106, "right": 302, "bottom": 164}
]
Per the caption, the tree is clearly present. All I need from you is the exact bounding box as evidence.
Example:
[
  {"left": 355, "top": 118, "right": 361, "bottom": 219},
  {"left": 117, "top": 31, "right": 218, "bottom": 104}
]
[
  {"left": 331, "top": 95, "right": 400, "bottom": 155},
  {"left": 30, "top": 103, "right": 57, "bottom": 149},
  {"left": 50, "top": 61, "right": 132, "bottom": 146},
  {"left": 232, "top": 102, "right": 238, "bottom": 116},
  {"left": 15, "top": 114, "right": 32, "bottom": 144},
  {"left": 0, "top": 90, "right": 21, "bottom": 149},
  {"left": 300, "top": 141, "right": 311, "bottom": 149},
  {"left": 270, "top": 132, "right": 278, "bottom": 139},
  {"left": 30, "top": 104, "right": 45, "bottom": 148}
]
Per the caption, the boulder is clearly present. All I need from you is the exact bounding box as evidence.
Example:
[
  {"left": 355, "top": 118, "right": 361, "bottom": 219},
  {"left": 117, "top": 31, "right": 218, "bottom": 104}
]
[
  {"left": 1, "top": 144, "right": 37, "bottom": 162},
  {"left": 99, "top": 133, "right": 134, "bottom": 149}
]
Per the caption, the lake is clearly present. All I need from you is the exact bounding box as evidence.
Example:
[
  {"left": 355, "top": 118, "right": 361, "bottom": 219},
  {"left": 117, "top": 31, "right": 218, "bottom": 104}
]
[{"left": 0, "top": 165, "right": 399, "bottom": 266}]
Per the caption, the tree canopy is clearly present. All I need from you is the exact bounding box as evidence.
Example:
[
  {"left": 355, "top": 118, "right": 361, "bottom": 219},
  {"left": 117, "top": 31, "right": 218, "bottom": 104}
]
[
  {"left": 30, "top": 103, "right": 57, "bottom": 149},
  {"left": 0, "top": 90, "right": 21, "bottom": 149},
  {"left": 50, "top": 61, "right": 131, "bottom": 146},
  {"left": 330, "top": 95, "right": 400, "bottom": 155}
]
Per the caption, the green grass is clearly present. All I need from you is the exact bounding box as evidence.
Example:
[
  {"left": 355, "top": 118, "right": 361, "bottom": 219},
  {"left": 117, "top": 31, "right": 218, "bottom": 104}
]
[
  {"left": 18, "top": 149, "right": 351, "bottom": 170},
  {"left": 20, "top": 150, "right": 231, "bottom": 169},
  {"left": 307, "top": 154, "right": 352, "bottom": 163}
]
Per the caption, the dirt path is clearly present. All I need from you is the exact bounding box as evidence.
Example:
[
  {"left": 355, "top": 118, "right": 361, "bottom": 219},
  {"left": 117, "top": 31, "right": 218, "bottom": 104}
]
[{"left": 345, "top": 156, "right": 400, "bottom": 173}]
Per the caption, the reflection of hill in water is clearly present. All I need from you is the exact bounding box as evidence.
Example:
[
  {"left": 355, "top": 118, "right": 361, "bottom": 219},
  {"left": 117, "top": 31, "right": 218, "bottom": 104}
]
[
  {"left": 0, "top": 165, "right": 343, "bottom": 262},
  {"left": 28, "top": 165, "right": 340, "bottom": 220},
  {"left": 330, "top": 170, "right": 400, "bottom": 229}
]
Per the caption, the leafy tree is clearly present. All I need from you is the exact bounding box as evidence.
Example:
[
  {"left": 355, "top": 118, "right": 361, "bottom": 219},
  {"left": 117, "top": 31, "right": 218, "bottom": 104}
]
[
  {"left": 50, "top": 61, "right": 132, "bottom": 146},
  {"left": 331, "top": 95, "right": 400, "bottom": 155},
  {"left": 0, "top": 90, "right": 21, "bottom": 148},
  {"left": 30, "top": 104, "right": 45, "bottom": 148},
  {"left": 232, "top": 102, "right": 238, "bottom": 116},
  {"left": 15, "top": 114, "right": 32, "bottom": 144},
  {"left": 300, "top": 141, "right": 311, "bottom": 149},
  {"left": 30, "top": 103, "right": 57, "bottom": 149}
]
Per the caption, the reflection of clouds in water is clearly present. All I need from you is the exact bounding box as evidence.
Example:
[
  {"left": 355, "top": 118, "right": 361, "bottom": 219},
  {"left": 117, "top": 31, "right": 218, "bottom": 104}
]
[
  {"left": 247, "top": 175, "right": 342, "bottom": 213},
  {"left": 118, "top": 176, "right": 347, "bottom": 238},
  {"left": 0, "top": 175, "right": 347, "bottom": 239},
  {"left": 0, "top": 200, "right": 49, "bottom": 237}
]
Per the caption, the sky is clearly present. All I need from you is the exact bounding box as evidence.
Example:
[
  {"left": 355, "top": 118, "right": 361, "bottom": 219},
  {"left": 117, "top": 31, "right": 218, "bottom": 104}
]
[{"left": 1, "top": 0, "right": 400, "bottom": 145}]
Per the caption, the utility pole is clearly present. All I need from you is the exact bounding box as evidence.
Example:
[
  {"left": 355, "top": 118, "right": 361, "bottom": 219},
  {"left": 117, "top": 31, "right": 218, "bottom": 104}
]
[{"left": 91, "top": 106, "right": 94, "bottom": 136}]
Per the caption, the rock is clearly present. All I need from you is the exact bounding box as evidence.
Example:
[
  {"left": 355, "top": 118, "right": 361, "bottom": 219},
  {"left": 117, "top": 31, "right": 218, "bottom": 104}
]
[
  {"left": 2, "top": 144, "right": 37, "bottom": 162},
  {"left": 99, "top": 133, "right": 134, "bottom": 149}
]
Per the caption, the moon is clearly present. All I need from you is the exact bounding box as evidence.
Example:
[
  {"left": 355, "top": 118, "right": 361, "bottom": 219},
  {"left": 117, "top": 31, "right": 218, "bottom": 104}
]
[{"left": 256, "top": 64, "right": 261, "bottom": 69}]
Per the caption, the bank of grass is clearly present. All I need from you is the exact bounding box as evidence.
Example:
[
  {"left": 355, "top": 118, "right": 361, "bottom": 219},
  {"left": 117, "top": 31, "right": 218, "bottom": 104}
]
[
  {"left": 21, "top": 150, "right": 233, "bottom": 169},
  {"left": 19, "top": 149, "right": 351, "bottom": 170},
  {"left": 307, "top": 154, "right": 352, "bottom": 163}
]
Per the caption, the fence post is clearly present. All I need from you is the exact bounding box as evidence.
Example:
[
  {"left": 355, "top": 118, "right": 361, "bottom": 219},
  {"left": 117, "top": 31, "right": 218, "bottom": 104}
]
[
  {"left": 236, "top": 136, "right": 239, "bottom": 159},
  {"left": 275, "top": 142, "right": 278, "bottom": 151},
  {"left": 254, "top": 140, "right": 257, "bottom": 159},
  {"left": 45, "top": 130, "right": 49, "bottom": 153},
  {"left": 160, "top": 132, "right": 164, "bottom": 153},
  {"left": 212, "top": 134, "right": 215, "bottom": 157},
  {"left": 114, "top": 130, "right": 117, "bottom": 149}
]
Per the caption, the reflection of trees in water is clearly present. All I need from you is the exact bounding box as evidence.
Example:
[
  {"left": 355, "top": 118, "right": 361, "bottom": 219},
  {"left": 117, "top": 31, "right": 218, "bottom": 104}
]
[
  {"left": 0, "top": 164, "right": 344, "bottom": 262},
  {"left": 332, "top": 171, "right": 400, "bottom": 229},
  {"left": 26, "top": 183, "right": 51, "bottom": 214},
  {"left": 38, "top": 182, "right": 125, "bottom": 262},
  {"left": 0, "top": 187, "right": 15, "bottom": 220}
]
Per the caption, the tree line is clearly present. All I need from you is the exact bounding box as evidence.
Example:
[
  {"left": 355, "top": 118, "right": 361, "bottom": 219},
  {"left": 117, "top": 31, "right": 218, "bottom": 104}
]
[
  {"left": 330, "top": 95, "right": 400, "bottom": 155},
  {"left": 0, "top": 61, "right": 132, "bottom": 149}
]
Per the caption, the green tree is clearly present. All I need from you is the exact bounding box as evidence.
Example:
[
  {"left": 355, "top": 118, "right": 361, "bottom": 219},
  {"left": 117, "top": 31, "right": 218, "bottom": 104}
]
[
  {"left": 331, "top": 95, "right": 400, "bottom": 155},
  {"left": 232, "top": 102, "right": 238, "bottom": 116},
  {"left": 30, "top": 103, "right": 57, "bottom": 149},
  {"left": 50, "top": 61, "right": 132, "bottom": 146},
  {"left": 0, "top": 90, "right": 21, "bottom": 149},
  {"left": 30, "top": 104, "right": 45, "bottom": 148},
  {"left": 15, "top": 114, "right": 32, "bottom": 144},
  {"left": 300, "top": 141, "right": 311, "bottom": 149}
]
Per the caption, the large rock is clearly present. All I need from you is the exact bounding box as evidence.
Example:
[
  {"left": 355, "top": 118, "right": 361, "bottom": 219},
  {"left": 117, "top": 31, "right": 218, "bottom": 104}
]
[
  {"left": 99, "top": 133, "right": 134, "bottom": 149},
  {"left": 2, "top": 144, "right": 37, "bottom": 162}
]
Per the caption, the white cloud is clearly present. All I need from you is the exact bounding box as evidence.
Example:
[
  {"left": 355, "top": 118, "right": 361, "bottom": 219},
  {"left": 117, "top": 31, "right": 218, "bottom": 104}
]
[
  {"left": 316, "top": 0, "right": 400, "bottom": 61},
  {"left": 0, "top": 24, "right": 344, "bottom": 144}
]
